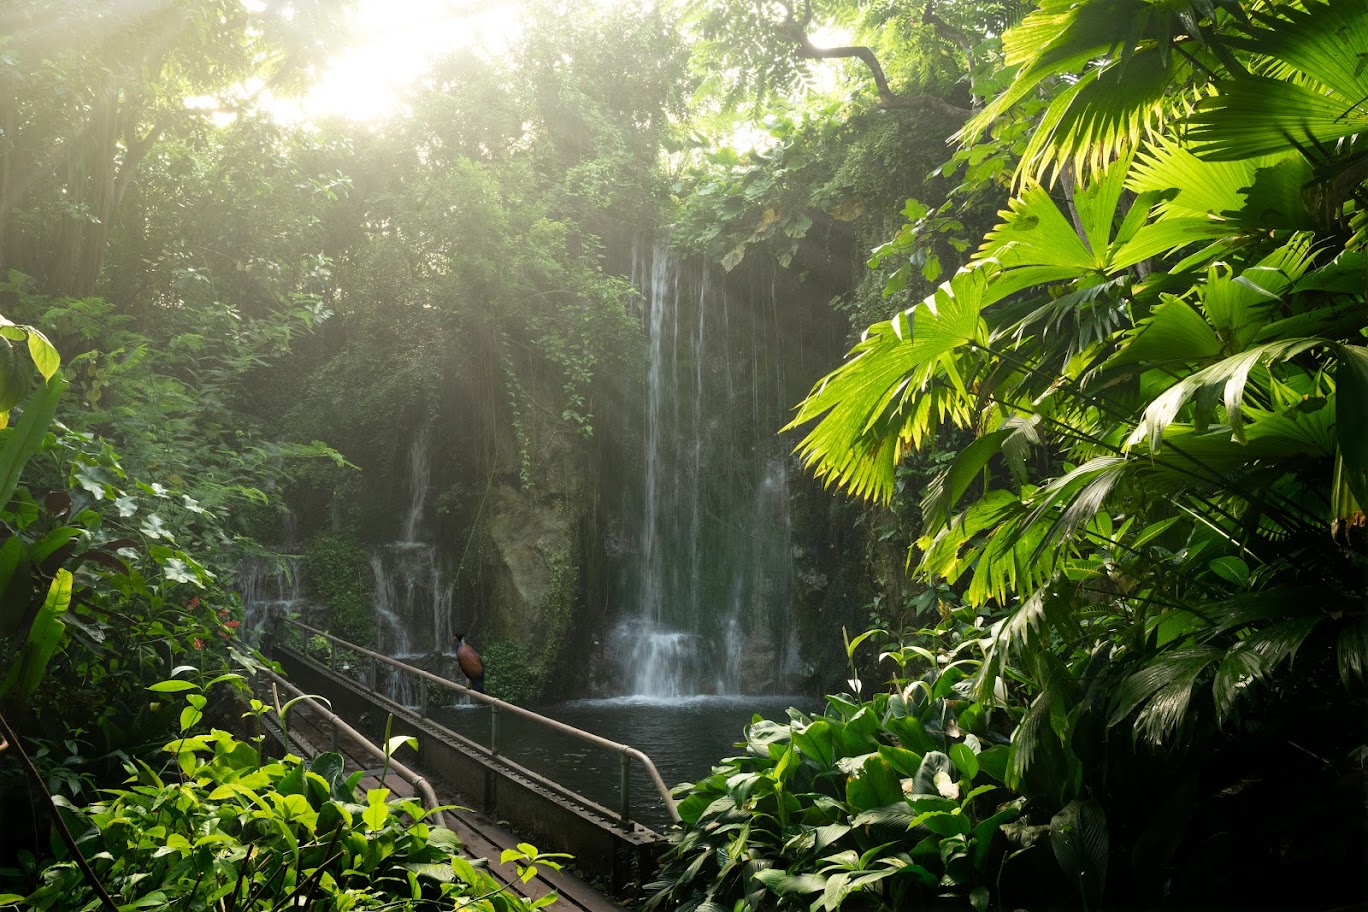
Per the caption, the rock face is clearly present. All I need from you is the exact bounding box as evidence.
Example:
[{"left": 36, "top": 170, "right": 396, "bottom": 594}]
[{"left": 485, "top": 485, "right": 568, "bottom": 656}]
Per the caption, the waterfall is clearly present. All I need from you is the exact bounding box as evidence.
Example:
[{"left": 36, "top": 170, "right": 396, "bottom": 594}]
[
  {"left": 614, "top": 241, "right": 798, "bottom": 697},
  {"left": 369, "top": 430, "right": 457, "bottom": 705},
  {"left": 239, "top": 553, "right": 302, "bottom": 643},
  {"left": 400, "top": 426, "right": 430, "bottom": 543},
  {"left": 240, "top": 511, "right": 302, "bottom": 643}
]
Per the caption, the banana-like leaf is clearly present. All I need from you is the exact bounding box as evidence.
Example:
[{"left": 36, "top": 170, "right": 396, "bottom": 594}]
[{"left": 1050, "top": 800, "right": 1108, "bottom": 908}]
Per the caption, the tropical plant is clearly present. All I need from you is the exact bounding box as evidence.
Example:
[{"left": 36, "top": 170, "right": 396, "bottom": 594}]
[
  {"left": 645, "top": 624, "right": 1053, "bottom": 912},
  {"left": 4, "top": 681, "right": 551, "bottom": 911},
  {"left": 787, "top": 0, "right": 1368, "bottom": 904}
]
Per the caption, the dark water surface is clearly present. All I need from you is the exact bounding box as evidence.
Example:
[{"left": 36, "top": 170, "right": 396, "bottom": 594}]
[{"left": 431, "top": 694, "right": 818, "bottom": 832}]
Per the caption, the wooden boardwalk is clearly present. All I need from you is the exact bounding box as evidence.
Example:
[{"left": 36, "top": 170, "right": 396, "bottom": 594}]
[{"left": 278, "top": 699, "right": 631, "bottom": 912}]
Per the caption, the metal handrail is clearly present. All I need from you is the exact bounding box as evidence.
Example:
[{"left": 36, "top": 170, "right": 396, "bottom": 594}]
[
  {"left": 284, "top": 619, "right": 681, "bottom": 824},
  {"left": 258, "top": 667, "right": 448, "bottom": 828}
]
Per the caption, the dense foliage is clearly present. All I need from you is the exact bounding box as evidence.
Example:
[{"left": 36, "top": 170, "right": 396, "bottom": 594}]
[
  {"left": 645, "top": 622, "right": 1050, "bottom": 912},
  {"left": 775, "top": 0, "right": 1368, "bottom": 907},
  {"left": 3, "top": 0, "right": 1365, "bottom": 908}
]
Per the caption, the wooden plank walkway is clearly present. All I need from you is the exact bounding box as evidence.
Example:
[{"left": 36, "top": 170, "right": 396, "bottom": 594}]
[{"left": 279, "top": 700, "right": 629, "bottom": 912}]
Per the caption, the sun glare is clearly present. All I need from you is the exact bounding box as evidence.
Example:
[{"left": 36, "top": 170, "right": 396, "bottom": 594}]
[{"left": 272, "top": 0, "right": 528, "bottom": 124}]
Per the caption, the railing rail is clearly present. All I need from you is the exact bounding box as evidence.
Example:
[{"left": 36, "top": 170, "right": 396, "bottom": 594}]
[
  {"left": 283, "top": 619, "right": 682, "bottom": 825},
  {"left": 257, "top": 667, "right": 448, "bottom": 827}
]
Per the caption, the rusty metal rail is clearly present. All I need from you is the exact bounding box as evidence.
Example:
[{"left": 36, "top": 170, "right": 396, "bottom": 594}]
[{"left": 283, "top": 619, "right": 681, "bottom": 825}]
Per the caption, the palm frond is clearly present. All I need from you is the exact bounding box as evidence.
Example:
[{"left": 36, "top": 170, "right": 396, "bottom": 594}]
[
  {"left": 787, "top": 269, "right": 992, "bottom": 503},
  {"left": 1127, "top": 137, "right": 1313, "bottom": 228},
  {"left": 1023, "top": 457, "right": 1129, "bottom": 559},
  {"left": 1189, "top": 77, "right": 1368, "bottom": 162},
  {"left": 1107, "top": 645, "right": 1221, "bottom": 744},
  {"left": 1125, "top": 339, "right": 1325, "bottom": 451},
  {"left": 1016, "top": 50, "right": 1181, "bottom": 184},
  {"left": 1110, "top": 295, "right": 1222, "bottom": 366},
  {"left": 1188, "top": 0, "right": 1368, "bottom": 161},
  {"left": 1338, "top": 622, "right": 1368, "bottom": 686}
]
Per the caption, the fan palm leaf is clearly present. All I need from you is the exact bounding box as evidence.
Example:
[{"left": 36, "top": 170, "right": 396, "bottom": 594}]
[
  {"left": 1126, "top": 137, "right": 1315, "bottom": 228},
  {"left": 1188, "top": 0, "right": 1368, "bottom": 161},
  {"left": 787, "top": 268, "right": 991, "bottom": 502}
]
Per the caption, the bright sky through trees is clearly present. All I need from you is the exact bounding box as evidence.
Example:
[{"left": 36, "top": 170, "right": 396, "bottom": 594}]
[{"left": 275, "top": 0, "right": 526, "bottom": 122}]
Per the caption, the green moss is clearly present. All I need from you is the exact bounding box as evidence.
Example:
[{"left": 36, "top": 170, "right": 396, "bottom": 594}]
[
  {"left": 301, "top": 532, "right": 375, "bottom": 648},
  {"left": 479, "top": 638, "right": 543, "bottom": 705},
  {"left": 482, "top": 527, "right": 582, "bottom": 704}
]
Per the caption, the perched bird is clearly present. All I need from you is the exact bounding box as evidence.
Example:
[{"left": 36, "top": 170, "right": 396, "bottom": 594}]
[{"left": 453, "top": 632, "right": 485, "bottom": 694}]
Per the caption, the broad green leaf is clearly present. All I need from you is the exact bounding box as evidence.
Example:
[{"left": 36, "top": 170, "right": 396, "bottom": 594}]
[
  {"left": 1209, "top": 556, "right": 1251, "bottom": 587},
  {"left": 147, "top": 680, "right": 200, "bottom": 693},
  {"left": 1051, "top": 800, "right": 1108, "bottom": 907},
  {"left": 949, "top": 742, "right": 979, "bottom": 781},
  {"left": 25, "top": 329, "right": 59, "bottom": 382},
  {"left": 0, "top": 569, "right": 72, "bottom": 699},
  {"left": 1335, "top": 345, "right": 1368, "bottom": 507},
  {"left": 0, "top": 375, "right": 65, "bottom": 511}
]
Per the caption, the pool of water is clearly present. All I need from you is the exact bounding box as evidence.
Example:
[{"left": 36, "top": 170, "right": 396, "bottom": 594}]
[{"left": 430, "top": 694, "right": 819, "bottom": 831}]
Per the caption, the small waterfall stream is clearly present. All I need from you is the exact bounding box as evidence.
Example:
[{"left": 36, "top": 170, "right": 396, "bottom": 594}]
[
  {"left": 371, "top": 429, "right": 457, "bottom": 705},
  {"left": 240, "top": 511, "right": 303, "bottom": 644},
  {"left": 613, "top": 241, "right": 800, "bottom": 697}
]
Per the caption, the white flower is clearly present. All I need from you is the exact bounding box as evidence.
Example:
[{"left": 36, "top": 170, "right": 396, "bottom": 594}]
[{"left": 934, "top": 770, "right": 960, "bottom": 800}]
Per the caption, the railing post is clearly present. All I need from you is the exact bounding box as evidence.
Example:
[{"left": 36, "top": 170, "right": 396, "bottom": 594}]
[
  {"left": 620, "top": 751, "right": 632, "bottom": 829},
  {"left": 485, "top": 704, "right": 501, "bottom": 817}
]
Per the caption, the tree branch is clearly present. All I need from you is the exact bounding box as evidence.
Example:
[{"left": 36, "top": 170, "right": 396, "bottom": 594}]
[
  {"left": 0, "top": 712, "right": 118, "bottom": 911},
  {"left": 776, "top": 2, "right": 970, "bottom": 116}
]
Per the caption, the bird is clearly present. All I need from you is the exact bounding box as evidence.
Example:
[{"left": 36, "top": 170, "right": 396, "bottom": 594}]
[{"left": 453, "top": 632, "right": 485, "bottom": 694}]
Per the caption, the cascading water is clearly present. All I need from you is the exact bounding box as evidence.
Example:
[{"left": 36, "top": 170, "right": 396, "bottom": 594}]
[
  {"left": 240, "top": 511, "right": 302, "bottom": 644},
  {"left": 613, "top": 241, "right": 801, "bottom": 697},
  {"left": 239, "top": 554, "right": 302, "bottom": 643},
  {"left": 370, "top": 429, "right": 456, "bottom": 705}
]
